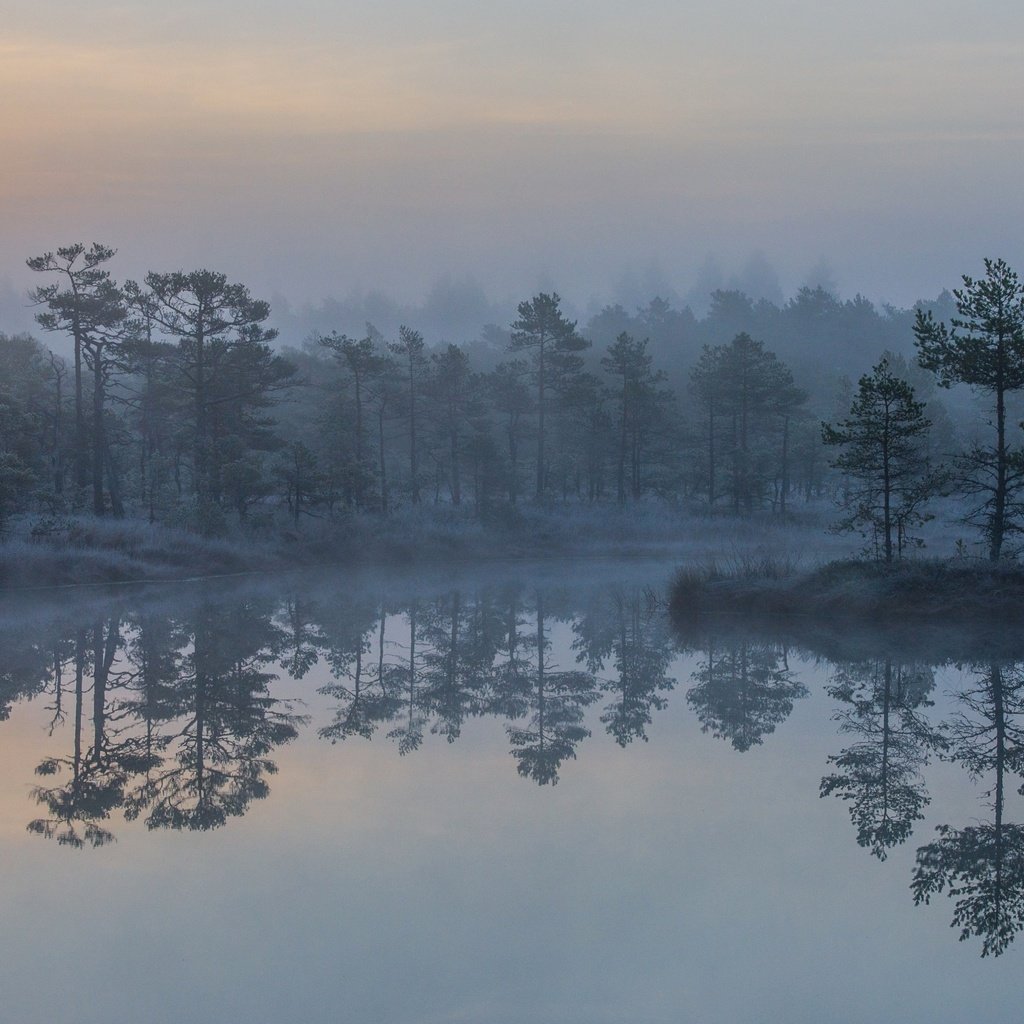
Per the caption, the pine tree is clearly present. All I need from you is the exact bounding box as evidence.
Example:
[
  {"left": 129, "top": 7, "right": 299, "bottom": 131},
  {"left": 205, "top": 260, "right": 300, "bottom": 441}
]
[
  {"left": 28, "top": 244, "right": 126, "bottom": 514},
  {"left": 914, "top": 258, "right": 1024, "bottom": 561},
  {"left": 822, "top": 359, "right": 936, "bottom": 562},
  {"left": 509, "top": 293, "right": 588, "bottom": 502},
  {"left": 388, "top": 326, "right": 428, "bottom": 504},
  {"left": 127, "top": 270, "right": 292, "bottom": 524}
]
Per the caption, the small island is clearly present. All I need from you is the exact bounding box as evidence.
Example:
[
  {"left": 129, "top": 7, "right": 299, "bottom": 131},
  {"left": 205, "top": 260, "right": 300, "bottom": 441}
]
[
  {"left": 671, "top": 557, "right": 1024, "bottom": 629},
  {"left": 673, "top": 259, "right": 1024, "bottom": 631}
]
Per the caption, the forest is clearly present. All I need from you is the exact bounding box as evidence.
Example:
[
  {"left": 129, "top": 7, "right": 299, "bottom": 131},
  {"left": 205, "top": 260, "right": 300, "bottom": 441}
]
[{"left": 3, "top": 244, "right": 1023, "bottom": 572}]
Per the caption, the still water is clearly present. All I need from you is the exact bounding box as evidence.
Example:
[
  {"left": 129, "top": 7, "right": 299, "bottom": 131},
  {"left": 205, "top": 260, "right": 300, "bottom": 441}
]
[{"left": 0, "top": 558, "right": 1021, "bottom": 1023}]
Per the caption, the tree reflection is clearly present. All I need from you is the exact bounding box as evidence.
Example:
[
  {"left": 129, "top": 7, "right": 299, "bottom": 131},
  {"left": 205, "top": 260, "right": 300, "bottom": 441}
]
[
  {"left": 0, "top": 613, "right": 57, "bottom": 722},
  {"left": 573, "top": 586, "right": 676, "bottom": 746},
  {"left": 277, "top": 596, "right": 328, "bottom": 680},
  {"left": 318, "top": 595, "right": 398, "bottom": 741},
  {"left": 14, "top": 568, "right": 1024, "bottom": 954},
  {"left": 912, "top": 663, "right": 1024, "bottom": 957},
  {"left": 29, "top": 621, "right": 157, "bottom": 847},
  {"left": 687, "top": 639, "right": 806, "bottom": 750},
  {"left": 311, "top": 586, "right": 603, "bottom": 783},
  {"left": 421, "top": 590, "right": 504, "bottom": 743},
  {"left": 127, "top": 599, "right": 304, "bottom": 830},
  {"left": 820, "top": 658, "right": 943, "bottom": 859},
  {"left": 386, "top": 600, "right": 429, "bottom": 754},
  {"left": 489, "top": 586, "right": 532, "bottom": 721},
  {"left": 22, "top": 598, "right": 306, "bottom": 842},
  {"left": 507, "top": 592, "right": 599, "bottom": 784}
]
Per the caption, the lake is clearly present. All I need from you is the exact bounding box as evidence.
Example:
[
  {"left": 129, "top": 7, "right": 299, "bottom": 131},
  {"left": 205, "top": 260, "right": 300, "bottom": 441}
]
[{"left": 0, "top": 556, "right": 1021, "bottom": 1023}]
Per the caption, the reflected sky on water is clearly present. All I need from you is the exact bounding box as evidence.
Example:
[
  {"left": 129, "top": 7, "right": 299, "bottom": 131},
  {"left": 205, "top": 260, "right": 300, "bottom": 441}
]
[{"left": 1, "top": 559, "right": 1022, "bottom": 1023}]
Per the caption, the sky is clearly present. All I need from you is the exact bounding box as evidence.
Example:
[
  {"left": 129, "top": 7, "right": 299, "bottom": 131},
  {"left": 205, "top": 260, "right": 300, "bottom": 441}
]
[{"left": 3, "top": 0, "right": 1024, "bottom": 325}]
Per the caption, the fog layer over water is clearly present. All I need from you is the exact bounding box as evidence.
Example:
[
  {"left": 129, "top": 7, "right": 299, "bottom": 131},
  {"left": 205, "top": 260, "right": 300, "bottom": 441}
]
[{"left": 1, "top": 558, "right": 1022, "bottom": 1022}]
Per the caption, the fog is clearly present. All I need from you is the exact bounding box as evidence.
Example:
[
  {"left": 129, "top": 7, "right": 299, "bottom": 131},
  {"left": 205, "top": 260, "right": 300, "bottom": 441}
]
[
  {"left": 4, "top": 1, "right": 1024, "bottom": 320},
  {"left": 0, "top": 252, "right": 963, "bottom": 356},
  {"left": 9, "top": 4, "right": 1024, "bottom": 1020}
]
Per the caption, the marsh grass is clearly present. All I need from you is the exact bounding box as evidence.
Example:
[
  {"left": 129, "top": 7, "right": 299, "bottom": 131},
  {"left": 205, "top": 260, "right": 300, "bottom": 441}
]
[{"left": 670, "top": 554, "right": 1024, "bottom": 626}]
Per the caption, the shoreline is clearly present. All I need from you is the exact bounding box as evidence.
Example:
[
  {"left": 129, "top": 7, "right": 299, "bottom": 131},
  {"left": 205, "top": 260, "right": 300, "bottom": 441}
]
[
  {"left": 0, "top": 506, "right": 842, "bottom": 593},
  {"left": 667, "top": 557, "right": 1024, "bottom": 626},
  {"left": 669, "top": 557, "right": 1024, "bottom": 660}
]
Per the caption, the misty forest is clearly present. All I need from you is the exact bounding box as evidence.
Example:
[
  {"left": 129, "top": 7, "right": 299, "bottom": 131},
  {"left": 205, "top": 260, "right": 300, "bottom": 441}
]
[
  {"left": 7, "top": 243, "right": 1024, "bottom": 1022},
  {"left": 6, "top": 243, "right": 1024, "bottom": 581},
  {"left": 10, "top": 0, "right": 1024, "bottom": 1018}
]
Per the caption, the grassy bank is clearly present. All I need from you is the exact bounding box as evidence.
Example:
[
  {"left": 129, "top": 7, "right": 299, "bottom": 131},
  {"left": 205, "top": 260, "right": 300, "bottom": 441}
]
[{"left": 670, "top": 556, "right": 1024, "bottom": 626}]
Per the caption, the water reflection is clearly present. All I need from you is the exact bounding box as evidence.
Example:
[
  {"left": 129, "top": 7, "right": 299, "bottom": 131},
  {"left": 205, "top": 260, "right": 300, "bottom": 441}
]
[
  {"left": 686, "top": 639, "right": 806, "bottom": 751},
  {"left": 25, "top": 600, "right": 305, "bottom": 844},
  {"left": 318, "top": 589, "right": 513, "bottom": 746},
  {"left": 821, "top": 659, "right": 944, "bottom": 859},
  {"left": 316, "top": 587, "right": 609, "bottom": 783},
  {"left": 674, "top": 619, "right": 1024, "bottom": 958},
  {"left": 6, "top": 574, "right": 1024, "bottom": 959},
  {"left": 4, "top": 583, "right": 678, "bottom": 829},
  {"left": 28, "top": 620, "right": 151, "bottom": 848},
  {"left": 573, "top": 587, "right": 675, "bottom": 746},
  {"left": 912, "top": 663, "right": 1024, "bottom": 958}
]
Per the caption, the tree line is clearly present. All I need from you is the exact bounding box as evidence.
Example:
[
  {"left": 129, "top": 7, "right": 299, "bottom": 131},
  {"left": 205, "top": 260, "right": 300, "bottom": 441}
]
[
  {"left": 0, "top": 243, "right": 823, "bottom": 531},
  {"left": 822, "top": 259, "right": 1024, "bottom": 562},
  {"left": 5, "top": 244, "right": 1024, "bottom": 559}
]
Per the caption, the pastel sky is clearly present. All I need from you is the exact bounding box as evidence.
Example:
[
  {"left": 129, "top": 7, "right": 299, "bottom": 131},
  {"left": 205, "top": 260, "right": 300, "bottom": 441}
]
[{"left": 3, "top": 0, "right": 1024, "bottom": 313}]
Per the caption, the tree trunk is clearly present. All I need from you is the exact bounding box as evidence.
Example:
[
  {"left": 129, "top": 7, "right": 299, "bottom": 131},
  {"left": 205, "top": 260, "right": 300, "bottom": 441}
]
[
  {"left": 409, "top": 367, "right": 419, "bottom": 505},
  {"left": 882, "top": 407, "right": 893, "bottom": 563},
  {"left": 536, "top": 341, "right": 546, "bottom": 502},
  {"left": 617, "top": 384, "right": 628, "bottom": 505},
  {"left": 379, "top": 403, "right": 389, "bottom": 514},
  {"left": 105, "top": 445, "right": 125, "bottom": 518},
  {"left": 732, "top": 413, "right": 740, "bottom": 514},
  {"left": 780, "top": 415, "right": 790, "bottom": 516},
  {"left": 354, "top": 372, "right": 364, "bottom": 509},
  {"left": 51, "top": 360, "right": 65, "bottom": 496},
  {"left": 632, "top": 432, "right": 641, "bottom": 500},
  {"left": 450, "top": 426, "right": 461, "bottom": 506},
  {"left": 194, "top": 315, "right": 208, "bottom": 506},
  {"left": 507, "top": 420, "right": 518, "bottom": 505},
  {"left": 91, "top": 349, "right": 105, "bottom": 516},
  {"left": 708, "top": 396, "right": 716, "bottom": 507},
  {"left": 73, "top": 323, "right": 88, "bottom": 496},
  {"left": 992, "top": 381, "right": 1007, "bottom": 561}
]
